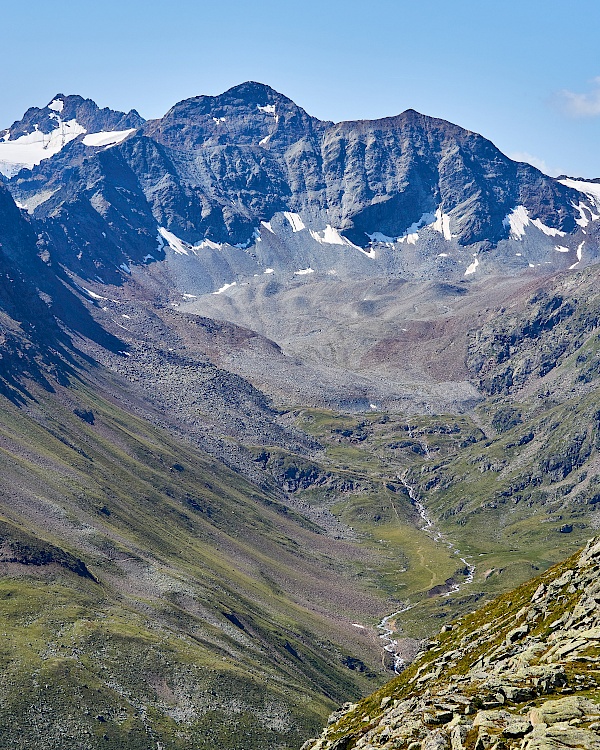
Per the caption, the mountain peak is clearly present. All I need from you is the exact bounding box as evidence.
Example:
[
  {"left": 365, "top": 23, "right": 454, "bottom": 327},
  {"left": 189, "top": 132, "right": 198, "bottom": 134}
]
[
  {"left": 0, "top": 94, "right": 144, "bottom": 178},
  {"left": 45, "top": 94, "right": 66, "bottom": 112},
  {"left": 145, "top": 80, "right": 322, "bottom": 153},
  {"left": 223, "top": 80, "right": 282, "bottom": 100},
  {"left": 4, "top": 94, "right": 144, "bottom": 137},
  {"left": 162, "top": 80, "right": 303, "bottom": 117}
]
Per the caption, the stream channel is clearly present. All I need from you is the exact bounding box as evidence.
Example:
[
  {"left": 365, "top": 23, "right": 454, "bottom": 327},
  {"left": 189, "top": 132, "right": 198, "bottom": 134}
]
[{"left": 375, "top": 466, "right": 475, "bottom": 674}]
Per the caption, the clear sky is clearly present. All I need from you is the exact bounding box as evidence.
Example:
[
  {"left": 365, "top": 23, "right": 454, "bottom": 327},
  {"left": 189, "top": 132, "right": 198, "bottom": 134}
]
[{"left": 3, "top": 0, "right": 599, "bottom": 177}]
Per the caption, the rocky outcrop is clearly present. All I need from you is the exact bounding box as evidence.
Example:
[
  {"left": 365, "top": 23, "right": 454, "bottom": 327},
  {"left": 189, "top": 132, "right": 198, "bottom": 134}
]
[
  {"left": 0, "top": 520, "right": 96, "bottom": 580},
  {"left": 303, "top": 537, "right": 600, "bottom": 750}
]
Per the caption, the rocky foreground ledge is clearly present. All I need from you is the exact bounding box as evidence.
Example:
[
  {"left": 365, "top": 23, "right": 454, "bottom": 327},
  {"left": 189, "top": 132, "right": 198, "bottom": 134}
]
[{"left": 303, "top": 537, "right": 600, "bottom": 750}]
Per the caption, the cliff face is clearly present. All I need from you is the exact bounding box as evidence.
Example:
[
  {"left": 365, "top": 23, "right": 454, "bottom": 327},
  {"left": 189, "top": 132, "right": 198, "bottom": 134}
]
[
  {"left": 5, "top": 82, "right": 595, "bottom": 286},
  {"left": 304, "top": 537, "right": 600, "bottom": 750}
]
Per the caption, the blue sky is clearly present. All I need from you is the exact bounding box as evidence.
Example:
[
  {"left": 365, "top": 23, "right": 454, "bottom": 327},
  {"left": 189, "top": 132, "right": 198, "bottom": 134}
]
[{"left": 4, "top": 0, "right": 600, "bottom": 177}]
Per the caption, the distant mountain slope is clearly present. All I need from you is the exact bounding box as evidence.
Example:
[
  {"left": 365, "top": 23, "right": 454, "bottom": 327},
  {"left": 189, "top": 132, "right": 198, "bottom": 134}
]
[
  {"left": 0, "top": 94, "right": 143, "bottom": 178},
  {"left": 4, "top": 83, "right": 599, "bottom": 285},
  {"left": 0, "top": 182, "right": 125, "bottom": 396},
  {"left": 104, "top": 81, "right": 584, "bottom": 247}
]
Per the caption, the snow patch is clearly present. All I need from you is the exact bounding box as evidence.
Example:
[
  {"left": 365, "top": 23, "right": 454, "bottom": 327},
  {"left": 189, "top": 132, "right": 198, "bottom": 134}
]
[
  {"left": 310, "top": 225, "right": 346, "bottom": 245},
  {"left": 47, "top": 98, "right": 64, "bottom": 113},
  {"left": 234, "top": 234, "right": 254, "bottom": 249},
  {"left": 158, "top": 227, "right": 190, "bottom": 255},
  {"left": 81, "top": 287, "right": 107, "bottom": 301},
  {"left": 431, "top": 208, "right": 452, "bottom": 240},
  {"left": 82, "top": 129, "right": 136, "bottom": 148},
  {"left": 308, "top": 225, "right": 370, "bottom": 256},
  {"left": 158, "top": 227, "right": 223, "bottom": 255},
  {"left": 368, "top": 231, "right": 396, "bottom": 244},
  {"left": 264, "top": 268, "right": 274, "bottom": 274},
  {"left": 183, "top": 293, "right": 197, "bottom": 299},
  {"left": 369, "top": 211, "right": 443, "bottom": 246},
  {"left": 555, "top": 245, "right": 570, "bottom": 253},
  {"left": 213, "top": 282, "right": 237, "bottom": 294},
  {"left": 503, "top": 206, "right": 530, "bottom": 239},
  {"left": 406, "top": 212, "right": 435, "bottom": 235},
  {"left": 119, "top": 262, "right": 131, "bottom": 274},
  {"left": 197, "top": 239, "right": 223, "bottom": 250},
  {"left": 559, "top": 178, "right": 600, "bottom": 212},
  {"left": 257, "top": 104, "right": 276, "bottom": 115},
  {"left": 143, "top": 254, "right": 154, "bottom": 262},
  {"left": 465, "top": 255, "right": 479, "bottom": 276},
  {"left": 359, "top": 248, "right": 376, "bottom": 259},
  {"left": 260, "top": 221, "right": 274, "bottom": 233},
  {"left": 212, "top": 117, "right": 226, "bottom": 124},
  {"left": 438, "top": 253, "right": 449, "bottom": 258},
  {"left": 0, "top": 118, "right": 86, "bottom": 177},
  {"left": 573, "top": 202, "right": 591, "bottom": 228},
  {"left": 531, "top": 218, "right": 565, "bottom": 237},
  {"left": 503, "top": 205, "right": 566, "bottom": 240},
  {"left": 569, "top": 241, "right": 585, "bottom": 270},
  {"left": 283, "top": 212, "right": 306, "bottom": 232},
  {"left": 259, "top": 134, "right": 271, "bottom": 146},
  {"left": 294, "top": 267, "right": 314, "bottom": 275}
]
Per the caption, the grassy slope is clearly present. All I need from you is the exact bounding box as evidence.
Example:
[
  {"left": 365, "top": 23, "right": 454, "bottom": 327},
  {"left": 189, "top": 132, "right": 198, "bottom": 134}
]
[
  {"left": 0, "top": 372, "right": 410, "bottom": 750},
  {"left": 3, "top": 265, "right": 600, "bottom": 746},
  {"left": 278, "top": 400, "right": 598, "bottom": 641},
  {"left": 320, "top": 542, "right": 600, "bottom": 746}
]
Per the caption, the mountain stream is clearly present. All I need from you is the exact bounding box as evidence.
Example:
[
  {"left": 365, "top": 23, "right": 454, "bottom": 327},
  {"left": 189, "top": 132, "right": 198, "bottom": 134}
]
[{"left": 375, "top": 446, "right": 475, "bottom": 673}]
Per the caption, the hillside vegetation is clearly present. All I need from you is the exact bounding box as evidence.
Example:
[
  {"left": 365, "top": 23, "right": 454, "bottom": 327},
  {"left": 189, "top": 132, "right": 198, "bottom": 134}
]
[{"left": 305, "top": 536, "right": 600, "bottom": 750}]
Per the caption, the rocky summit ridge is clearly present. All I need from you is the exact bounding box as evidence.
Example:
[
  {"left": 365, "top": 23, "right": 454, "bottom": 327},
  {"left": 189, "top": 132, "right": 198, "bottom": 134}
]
[
  {"left": 3, "top": 82, "right": 600, "bottom": 286},
  {"left": 304, "top": 537, "right": 600, "bottom": 750}
]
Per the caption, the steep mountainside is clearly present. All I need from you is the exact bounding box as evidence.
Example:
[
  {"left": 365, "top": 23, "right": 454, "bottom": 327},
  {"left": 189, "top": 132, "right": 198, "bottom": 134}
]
[
  {"left": 304, "top": 536, "right": 600, "bottom": 750},
  {"left": 1, "top": 83, "right": 600, "bottom": 750},
  {"left": 0, "top": 172, "right": 404, "bottom": 749},
  {"left": 0, "top": 371, "right": 408, "bottom": 750},
  {"left": 0, "top": 182, "right": 124, "bottom": 396},
  {"left": 4, "top": 82, "right": 600, "bottom": 288}
]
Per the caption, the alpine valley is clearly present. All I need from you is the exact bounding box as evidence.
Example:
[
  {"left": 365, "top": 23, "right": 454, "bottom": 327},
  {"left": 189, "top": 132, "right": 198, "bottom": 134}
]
[{"left": 0, "top": 82, "right": 599, "bottom": 750}]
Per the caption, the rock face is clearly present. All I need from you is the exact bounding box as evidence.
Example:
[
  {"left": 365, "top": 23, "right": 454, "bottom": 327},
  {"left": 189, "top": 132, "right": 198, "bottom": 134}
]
[
  {"left": 4, "top": 82, "right": 599, "bottom": 285},
  {"left": 0, "top": 182, "right": 125, "bottom": 395},
  {"left": 140, "top": 81, "right": 579, "bottom": 247},
  {"left": 303, "top": 537, "right": 600, "bottom": 750}
]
